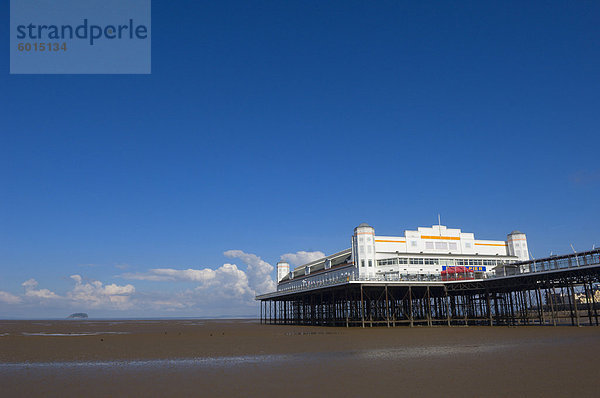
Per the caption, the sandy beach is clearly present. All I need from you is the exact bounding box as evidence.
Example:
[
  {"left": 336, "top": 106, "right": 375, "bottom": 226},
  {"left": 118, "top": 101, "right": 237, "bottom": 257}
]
[{"left": 1, "top": 320, "right": 599, "bottom": 397}]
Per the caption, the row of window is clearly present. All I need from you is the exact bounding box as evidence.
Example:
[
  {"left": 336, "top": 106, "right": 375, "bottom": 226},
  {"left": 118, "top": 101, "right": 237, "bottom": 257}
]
[
  {"left": 424, "top": 241, "right": 459, "bottom": 251},
  {"left": 377, "top": 258, "right": 507, "bottom": 267},
  {"left": 456, "top": 259, "right": 500, "bottom": 266},
  {"left": 409, "top": 258, "right": 440, "bottom": 265},
  {"left": 378, "top": 258, "right": 408, "bottom": 266},
  {"left": 402, "top": 241, "right": 474, "bottom": 250}
]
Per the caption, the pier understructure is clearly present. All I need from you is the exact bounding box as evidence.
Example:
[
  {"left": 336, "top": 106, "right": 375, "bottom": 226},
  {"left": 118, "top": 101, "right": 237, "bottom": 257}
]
[{"left": 257, "top": 250, "right": 600, "bottom": 327}]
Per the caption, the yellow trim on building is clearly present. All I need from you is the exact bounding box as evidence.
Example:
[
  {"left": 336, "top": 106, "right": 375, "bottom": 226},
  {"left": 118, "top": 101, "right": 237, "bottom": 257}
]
[
  {"left": 375, "top": 240, "right": 406, "bottom": 243},
  {"left": 421, "top": 235, "right": 461, "bottom": 240}
]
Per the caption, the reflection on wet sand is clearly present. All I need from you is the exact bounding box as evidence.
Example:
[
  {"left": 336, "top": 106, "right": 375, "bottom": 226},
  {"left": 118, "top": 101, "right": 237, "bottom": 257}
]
[{"left": 0, "top": 340, "right": 512, "bottom": 369}]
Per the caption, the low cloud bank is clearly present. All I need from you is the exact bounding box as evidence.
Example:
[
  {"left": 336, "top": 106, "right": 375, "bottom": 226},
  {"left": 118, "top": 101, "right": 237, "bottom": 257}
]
[
  {"left": 0, "top": 249, "right": 322, "bottom": 315},
  {"left": 0, "top": 291, "right": 22, "bottom": 304},
  {"left": 122, "top": 250, "right": 276, "bottom": 307},
  {"left": 67, "top": 275, "right": 135, "bottom": 309},
  {"left": 22, "top": 279, "right": 60, "bottom": 300}
]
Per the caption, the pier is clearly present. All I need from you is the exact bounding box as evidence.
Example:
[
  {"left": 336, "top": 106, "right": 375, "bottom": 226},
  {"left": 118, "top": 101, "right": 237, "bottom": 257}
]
[{"left": 257, "top": 249, "right": 600, "bottom": 327}]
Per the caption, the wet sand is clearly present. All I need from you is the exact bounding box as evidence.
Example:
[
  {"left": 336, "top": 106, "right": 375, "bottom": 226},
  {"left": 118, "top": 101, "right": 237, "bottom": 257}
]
[{"left": 1, "top": 320, "right": 599, "bottom": 397}]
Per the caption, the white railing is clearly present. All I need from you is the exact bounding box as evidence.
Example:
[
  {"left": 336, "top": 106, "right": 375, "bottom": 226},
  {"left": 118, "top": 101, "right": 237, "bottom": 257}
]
[{"left": 273, "top": 271, "right": 476, "bottom": 294}]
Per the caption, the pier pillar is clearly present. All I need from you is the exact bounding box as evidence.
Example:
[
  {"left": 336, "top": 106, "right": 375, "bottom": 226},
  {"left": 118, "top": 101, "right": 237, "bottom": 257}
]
[
  {"left": 409, "top": 286, "right": 414, "bottom": 328},
  {"left": 385, "top": 285, "right": 390, "bottom": 328},
  {"left": 426, "top": 286, "right": 432, "bottom": 327},
  {"left": 360, "top": 284, "right": 365, "bottom": 328}
]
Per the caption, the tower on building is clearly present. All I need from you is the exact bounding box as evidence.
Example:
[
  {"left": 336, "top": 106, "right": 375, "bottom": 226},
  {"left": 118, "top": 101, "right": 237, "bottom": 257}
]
[{"left": 277, "top": 261, "right": 290, "bottom": 282}]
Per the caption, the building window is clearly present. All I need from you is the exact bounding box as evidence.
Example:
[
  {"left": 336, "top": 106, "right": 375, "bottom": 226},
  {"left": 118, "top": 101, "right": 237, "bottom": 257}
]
[
  {"left": 368, "top": 260, "right": 372, "bottom": 267},
  {"left": 425, "top": 242, "right": 434, "bottom": 250},
  {"left": 361, "top": 260, "right": 365, "bottom": 267},
  {"left": 449, "top": 242, "right": 457, "bottom": 251},
  {"left": 378, "top": 258, "right": 399, "bottom": 266},
  {"left": 435, "top": 242, "right": 448, "bottom": 250}
]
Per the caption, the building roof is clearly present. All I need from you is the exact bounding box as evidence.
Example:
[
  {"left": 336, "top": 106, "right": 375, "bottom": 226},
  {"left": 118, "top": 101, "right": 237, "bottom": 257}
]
[
  {"left": 279, "top": 251, "right": 353, "bottom": 284},
  {"left": 510, "top": 230, "right": 523, "bottom": 235},
  {"left": 357, "top": 222, "right": 371, "bottom": 228},
  {"left": 277, "top": 249, "right": 353, "bottom": 283}
]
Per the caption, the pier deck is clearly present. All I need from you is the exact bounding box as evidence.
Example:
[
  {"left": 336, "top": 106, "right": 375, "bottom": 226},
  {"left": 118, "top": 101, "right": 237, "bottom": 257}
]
[{"left": 257, "top": 249, "right": 600, "bottom": 327}]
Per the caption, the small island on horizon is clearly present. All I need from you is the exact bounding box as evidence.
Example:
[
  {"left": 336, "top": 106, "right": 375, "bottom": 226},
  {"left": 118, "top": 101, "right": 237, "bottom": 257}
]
[{"left": 66, "top": 313, "right": 88, "bottom": 319}]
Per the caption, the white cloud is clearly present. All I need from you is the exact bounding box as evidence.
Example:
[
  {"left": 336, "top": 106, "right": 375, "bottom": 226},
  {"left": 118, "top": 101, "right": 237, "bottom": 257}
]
[
  {"left": 21, "top": 278, "right": 60, "bottom": 300},
  {"left": 150, "top": 264, "right": 253, "bottom": 297},
  {"left": 66, "top": 274, "right": 135, "bottom": 309},
  {"left": 120, "top": 250, "right": 276, "bottom": 308},
  {"left": 18, "top": 276, "right": 135, "bottom": 310},
  {"left": 123, "top": 263, "right": 254, "bottom": 301},
  {"left": 224, "top": 250, "right": 275, "bottom": 294},
  {"left": 0, "top": 291, "right": 22, "bottom": 304},
  {"left": 7, "top": 249, "right": 277, "bottom": 315},
  {"left": 280, "top": 250, "right": 325, "bottom": 267}
]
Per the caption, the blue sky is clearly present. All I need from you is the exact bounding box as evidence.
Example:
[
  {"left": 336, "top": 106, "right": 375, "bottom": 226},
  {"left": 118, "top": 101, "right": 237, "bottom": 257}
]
[{"left": 1, "top": 1, "right": 599, "bottom": 318}]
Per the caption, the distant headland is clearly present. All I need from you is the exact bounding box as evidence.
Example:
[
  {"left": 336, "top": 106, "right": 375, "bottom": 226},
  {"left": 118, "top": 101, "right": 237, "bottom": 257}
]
[{"left": 66, "top": 313, "right": 88, "bottom": 319}]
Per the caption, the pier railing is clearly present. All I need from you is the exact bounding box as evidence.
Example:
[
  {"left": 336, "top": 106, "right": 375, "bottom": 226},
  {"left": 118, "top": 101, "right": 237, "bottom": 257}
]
[{"left": 527, "top": 250, "right": 600, "bottom": 273}]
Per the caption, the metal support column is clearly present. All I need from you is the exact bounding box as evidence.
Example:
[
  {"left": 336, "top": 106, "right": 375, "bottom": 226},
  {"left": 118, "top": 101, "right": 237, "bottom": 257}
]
[
  {"left": 360, "top": 284, "right": 365, "bottom": 328},
  {"left": 385, "top": 285, "right": 390, "bottom": 328},
  {"left": 409, "top": 286, "right": 414, "bottom": 328}
]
